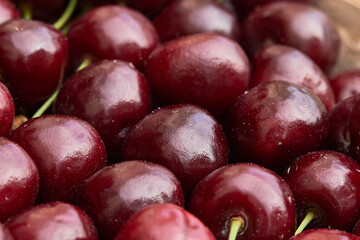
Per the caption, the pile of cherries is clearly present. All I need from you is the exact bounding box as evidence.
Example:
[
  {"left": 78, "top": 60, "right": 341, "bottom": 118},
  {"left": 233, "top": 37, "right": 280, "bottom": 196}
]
[{"left": 1, "top": 0, "right": 360, "bottom": 239}]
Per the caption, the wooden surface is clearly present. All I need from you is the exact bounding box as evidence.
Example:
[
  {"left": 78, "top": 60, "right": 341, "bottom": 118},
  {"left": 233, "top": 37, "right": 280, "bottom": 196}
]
[{"left": 313, "top": 0, "right": 360, "bottom": 75}]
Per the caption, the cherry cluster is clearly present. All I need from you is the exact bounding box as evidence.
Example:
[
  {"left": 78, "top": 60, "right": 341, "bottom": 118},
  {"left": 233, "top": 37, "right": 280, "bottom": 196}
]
[{"left": 0, "top": 0, "right": 360, "bottom": 239}]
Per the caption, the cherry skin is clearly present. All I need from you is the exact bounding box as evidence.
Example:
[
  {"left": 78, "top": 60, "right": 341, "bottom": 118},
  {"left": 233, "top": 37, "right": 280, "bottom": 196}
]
[
  {"left": 6, "top": 202, "right": 97, "bottom": 240},
  {"left": 0, "top": 224, "right": 13, "bottom": 240},
  {"left": 283, "top": 150, "right": 360, "bottom": 232},
  {"left": 354, "top": 219, "right": 360, "bottom": 236},
  {"left": 0, "top": 19, "right": 68, "bottom": 111},
  {"left": 242, "top": 2, "right": 340, "bottom": 73},
  {"left": 290, "top": 229, "right": 360, "bottom": 240},
  {"left": 114, "top": 203, "right": 216, "bottom": 240},
  {"left": 67, "top": 5, "right": 159, "bottom": 71},
  {"left": 153, "top": 0, "right": 241, "bottom": 42},
  {"left": 251, "top": 44, "right": 335, "bottom": 110},
  {"left": 121, "top": 104, "right": 228, "bottom": 197},
  {"left": 0, "top": 0, "right": 19, "bottom": 25},
  {"left": 189, "top": 163, "right": 296, "bottom": 240},
  {"left": 0, "top": 137, "right": 39, "bottom": 222},
  {"left": 10, "top": 115, "right": 107, "bottom": 203},
  {"left": 78, "top": 160, "right": 184, "bottom": 240},
  {"left": 145, "top": 33, "right": 250, "bottom": 117},
  {"left": 55, "top": 60, "right": 151, "bottom": 160},
  {"left": 0, "top": 82, "right": 14, "bottom": 137},
  {"left": 227, "top": 81, "right": 329, "bottom": 172},
  {"left": 331, "top": 71, "right": 360, "bottom": 102},
  {"left": 348, "top": 102, "right": 360, "bottom": 162}
]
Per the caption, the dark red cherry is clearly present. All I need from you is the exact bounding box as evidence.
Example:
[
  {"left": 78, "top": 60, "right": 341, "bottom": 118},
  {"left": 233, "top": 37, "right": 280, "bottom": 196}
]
[
  {"left": 0, "top": 224, "right": 13, "bottom": 240},
  {"left": 67, "top": 5, "right": 159, "bottom": 71},
  {"left": 121, "top": 104, "right": 228, "bottom": 197},
  {"left": 251, "top": 45, "right": 335, "bottom": 110},
  {"left": 348, "top": 103, "right": 360, "bottom": 162},
  {"left": 242, "top": 2, "right": 340, "bottom": 72},
  {"left": 0, "top": 82, "right": 14, "bottom": 137},
  {"left": 189, "top": 163, "right": 296, "bottom": 240},
  {"left": 10, "top": 115, "right": 107, "bottom": 203},
  {"left": 0, "top": 19, "right": 68, "bottom": 111},
  {"left": 114, "top": 203, "right": 216, "bottom": 240},
  {"left": 290, "top": 229, "right": 360, "bottom": 240},
  {"left": 125, "top": 0, "right": 172, "bottom": 16},
  {"left": 227, "top": 81, "right": 329, "bottom": 172},
  {"left": 331, "top": 71, "right": 360, "bottom": 102},
  {"left": 78, "top": 160, "right": 184, "bottom": 240},
  {"left": 145, "top": 33, "right": 250, "bottom": 117},
  {"left": 153, "top": 0, "right": 241, "bottom": 42},
  {"left": 6, "top": 202, "right": 97, "bottom": 240},
  {"left": 0, "top": 137, "right": 38, "bottom": 222},
  {"left": 55, "top": 60, "right": 151, "bottom": 160},
  {"left": 0, "top": 0, "right": 19, "bottom": 25},
  {"left": 283, "top": 150, "right": 360, "bottom": 232}
]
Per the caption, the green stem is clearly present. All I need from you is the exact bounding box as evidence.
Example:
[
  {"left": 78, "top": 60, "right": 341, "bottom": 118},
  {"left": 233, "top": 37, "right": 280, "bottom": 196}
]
[
  {"left": 21, "top": 2, "right": 32, "bottom": 20},
  {"left": 294, "top": 210, "right": 317, "bottom": 236},
  {"left": 53, "top": 0, "right": 78, "bottom": 30},
  {"left": 228, "top": 217, "right": 245, "bottom": 240},
  {"left": 31, "top": 57, "right": 91, "bottom": 119}
]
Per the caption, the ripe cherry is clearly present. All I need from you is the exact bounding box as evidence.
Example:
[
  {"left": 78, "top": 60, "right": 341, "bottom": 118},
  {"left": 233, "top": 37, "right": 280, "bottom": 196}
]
[
  {"left": 0, "top": 0, "right": 20, "bottom": 24},
  {"left": 0, "top": 82, "right": 14, "bottom": 137},
  {"left": 331, "top": 71, "right": 360, "bottom": 102},
  {"left": 290, "top": 229, "right": 360, "bottom": 240}
]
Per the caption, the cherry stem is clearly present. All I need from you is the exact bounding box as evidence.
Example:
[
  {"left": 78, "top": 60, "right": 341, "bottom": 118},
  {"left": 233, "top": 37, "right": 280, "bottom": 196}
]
[
  {"left": 31, "top": 58, "right": 91, "bottom": 119},
  {"left": 53, "top": 0, "right": 78, "bottom": 30},
  {"left": 294, "top": 210, "right": 316, "bottom": 236},
  {"left": 228, "top": 217, "right": 245, "bottom": 240},
  {"left": 21, "top": 2, "right": 32, "bottom": 20}
]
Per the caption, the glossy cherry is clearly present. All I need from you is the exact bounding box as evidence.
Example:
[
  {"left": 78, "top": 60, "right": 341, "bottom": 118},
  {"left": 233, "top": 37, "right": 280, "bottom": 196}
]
[
  {"left": 145, "top": 33, "right": 250, "bottom": 117},
  {"left": 251, "top": 44, "right": 335, "bottom": 110},
  {"left": 189, "top": 163, "right": 296, "bottom": 240},
  {"left": 283, "top": 150, "right": 360, "bottom": 232},
  {"left": 153, "top": 0, "right": 241, "bottom": 42},
  {"left": 331, "top": 71, "right": 360, "bottom": 102},
  {"left": 227, "top": 81, "right": 329, "bottom": 172},
  {"left": 0, "top": 137, "right": 39, "bottom": 222},
  {"left": 121, "top": 104, "right": 228, "bottom": 197},
  {"left": 0, "top": 19, "right": 68, "bottom": 111},
  {"left": 55, "top": 60, "right": 151, "bottom": 160},
  {"left": 78, "top": 160, "right": 184, "bottom": 240},
  {"left": 290, "top": 229, "right": 360, "bottom": 240},
  {"left": 242, "top": 2, "right": 340, "bottom": 72},
  {"left": 67, "top": 5, "right": 159, "bottom": 71},
  {"left": 0, "top": 82, "right": 14, "bottom": 137},
  {"left": 6, "top": 202, "right": 97, "bottom": 240},
  {"left": 10, "top": 115, "right": 107, "bottom": 203},
  {"left": 0, "top": 0, "right": 19, "bottom": 25},
  {"left": 0, "top": 224, "right": 13, "bottom": 240},
  {"left": 114, "top": 203, "right": 216, "bottom": 240}
]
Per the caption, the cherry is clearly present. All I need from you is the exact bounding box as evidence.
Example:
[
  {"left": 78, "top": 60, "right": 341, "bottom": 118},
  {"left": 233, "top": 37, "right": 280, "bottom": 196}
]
[
  {"left": 0, "top": 19, "right": 68, "bottom": 112},
  {"left": 145, "top": 33, "right": 250, "bottom": 117},
  {"left": 290, "top": 229, "right": 360, "bottom": 240},
  {"left": 251, "top": 44, "right": 335, "bottom": 110},
  {"left": 6, "top": 202, "right": 97, "bottom": 240},
  {"left": 55, "top": 60, "right": 151, "bottom": 160},
  {"left": 114, "top": 203, "right": 216, "bottom": 240},
  {"left": 0, "top": 0, "right": 19, "bottom": 25},
  {"left": 283, "top": 150, "right": 360, "bottom": 232},
  {"left": 10, "top": 115, "right": 107, "bottom": 203},
  {"left": 331, "top": 71, "right": 360, "bottom": 102},
  {"left": 348, "top": 102, "right": 360, "bottom": 162},
  {"left": 0, "top": 82, "right": 14, "bottom": 137},
  {"left": 189, "top": 163, "right": 296, "bottom": 240},
  {"left": 121, "top": 104, "right": 228, "bottom": 197},
  {"left": 67, "top": 5, "right": 159, "bottom": 71},
  {"left": 227, "top": 81, "right": 329, "bottom": 172},
  {"left": 242, "top": 2, "right": 340, "bottom": 73},
  {"left": 0, "top": 137, "right": 39, "bottom": 222},
  {"left": 78, "top": 160, "right": 184, "bottom": 240},
  {"left": 0, "top": 224, "right": 13, "bottom": 240},
  {"left": 153, "top": 0, "right": 241, "bottom": 42}
]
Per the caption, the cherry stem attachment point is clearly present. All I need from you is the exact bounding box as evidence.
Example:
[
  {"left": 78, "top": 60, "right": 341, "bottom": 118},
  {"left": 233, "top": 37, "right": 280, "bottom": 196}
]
[
  {"left": 228, "top": 217, "right": 245, "bottom": 240},
  {"left": 31, "top": 57, "right": 92, "bottom": 119},
  {"left": 294, "top": 210, "right": 316, "bottom": 236},
  {"left": 53, "top": 0, "right": 78, "bottom": 30},
  {"left": 21, "top": 2, "right": 32, "bottom": 20}
]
